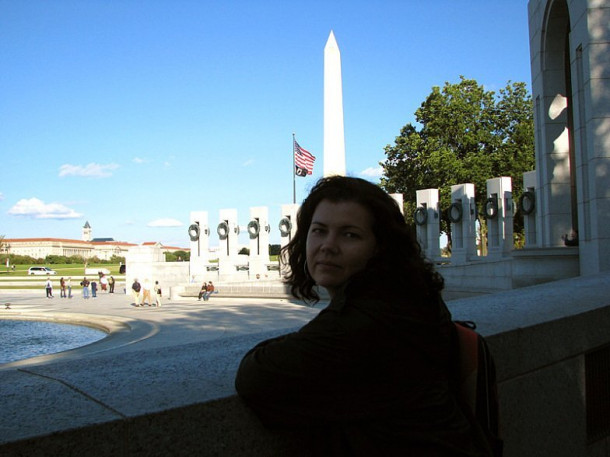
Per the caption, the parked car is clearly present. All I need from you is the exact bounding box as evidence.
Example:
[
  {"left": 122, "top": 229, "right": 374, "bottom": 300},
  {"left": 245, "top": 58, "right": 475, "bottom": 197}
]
[{"left": 28, "top": 267, "right": 57, "bottom": 275}]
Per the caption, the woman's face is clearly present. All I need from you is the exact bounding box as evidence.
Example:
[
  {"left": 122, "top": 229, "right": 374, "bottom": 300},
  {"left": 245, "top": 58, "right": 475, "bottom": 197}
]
[{"left": 306, "top": 199, "right": 378, "bottom": 297}]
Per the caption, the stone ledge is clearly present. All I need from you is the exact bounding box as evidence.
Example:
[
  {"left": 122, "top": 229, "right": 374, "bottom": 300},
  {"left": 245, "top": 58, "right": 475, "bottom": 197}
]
[
  {"left": 2, "top": 272, "right": 610, "bottom": 456},
  {"left": 172, "top": 283, "right": 331, "bottom": 300}
]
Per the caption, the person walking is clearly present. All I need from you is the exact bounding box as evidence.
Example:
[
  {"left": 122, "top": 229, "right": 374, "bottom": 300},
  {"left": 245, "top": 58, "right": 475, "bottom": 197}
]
[
  {"left": 154, "top": 281, "right": 162, "bottom": 307},
  {"left": 131, "top": 278, "right": 142, "bottom": 306},
  {"left": 60, "top": 277, "right": 66, "bottom": 298},
  {"left": 91, "top": 280, "right": 97, "bottom": 298},
  {"left": 67, "top": 277, "right": 73, "bottom": 298},
  {"left": 81, "top": 277, "right": 90, "bottom": 299},
  {"left": 142, "top": 279, "right": 152, "bottom": 306},
  {"left": 100, "top": 274, "right": 108, "bottom": 292},
  {"left": 45, "top": 276, "right": 54, "bottom": 298},
  {"left": 108, "top": 275, "right": 115, "bottom": 293}
]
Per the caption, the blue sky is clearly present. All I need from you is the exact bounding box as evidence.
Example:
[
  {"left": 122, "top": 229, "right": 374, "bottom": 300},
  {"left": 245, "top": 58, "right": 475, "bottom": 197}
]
[{"left": 1, "top": 0, "right": 531, "bottom": 248}]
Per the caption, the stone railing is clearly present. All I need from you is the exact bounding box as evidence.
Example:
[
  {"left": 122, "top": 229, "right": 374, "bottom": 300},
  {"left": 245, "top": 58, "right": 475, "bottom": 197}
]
[{"left": 1, "top": 272, "right": 609, "bottom": 456}]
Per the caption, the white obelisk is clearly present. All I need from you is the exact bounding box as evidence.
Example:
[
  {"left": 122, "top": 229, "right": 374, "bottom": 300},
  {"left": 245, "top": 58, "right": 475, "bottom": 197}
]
[{"left": 324, "top": 31, "right": 346, "bottom": 177}]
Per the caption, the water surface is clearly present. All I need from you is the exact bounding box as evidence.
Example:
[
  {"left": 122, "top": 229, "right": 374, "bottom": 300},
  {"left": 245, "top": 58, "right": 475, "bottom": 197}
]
[{"left": 0, "top": 320, "right": 106, "bottom": 364}]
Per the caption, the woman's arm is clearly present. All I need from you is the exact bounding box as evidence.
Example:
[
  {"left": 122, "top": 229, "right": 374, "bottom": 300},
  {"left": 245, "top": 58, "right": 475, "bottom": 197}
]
[{"left": 235, "top": 304, "right": 416, "bottom": 426}]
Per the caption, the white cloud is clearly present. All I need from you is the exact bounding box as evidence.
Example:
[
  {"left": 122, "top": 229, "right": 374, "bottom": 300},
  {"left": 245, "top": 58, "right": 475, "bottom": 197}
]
[
  {"left": 8, "top": 198, "right": 83, "bottom": 219},
  {"left": 59, "top": 163, "right": 119, "bottom": 178},
  {"left": 360, "top": 166, "right": 384, "bottom": 178},
  {"left": 242, "top": 159, "right": 255, "bottom": 167},
  {"left": 0, "top": 192, "right": 4, "bottom": 201},
  {"left": 147, "top": 218, "right": 183, "bottom": 227},
  {"left": 133, "top": 157, "right": 146, "bottom": 164}
]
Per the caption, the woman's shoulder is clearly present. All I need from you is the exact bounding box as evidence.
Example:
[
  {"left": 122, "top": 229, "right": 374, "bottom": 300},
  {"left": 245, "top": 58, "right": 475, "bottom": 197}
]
[{"left": 345, "top": 275, "right": 449, "bottom": 323}]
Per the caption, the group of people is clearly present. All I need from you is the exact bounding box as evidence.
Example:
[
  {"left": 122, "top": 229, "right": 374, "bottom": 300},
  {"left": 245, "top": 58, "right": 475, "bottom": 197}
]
[
  {"left": 131, "top": 278, "right": 162, "bottom": 307},
  {"left": 197, "top": 281, "right": 215, "bottom": 301},
  {"left": 79, "top": 275, "right": 116, "bottom": 299},
  {"left": 99, "top": 273, "right": 116, "bottom": 293},
  {"left": 44, "top": 274, "right": 116, "bottom": 299}
]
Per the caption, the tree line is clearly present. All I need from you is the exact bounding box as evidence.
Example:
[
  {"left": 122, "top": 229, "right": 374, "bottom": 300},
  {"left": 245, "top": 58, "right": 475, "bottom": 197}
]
[{"left": 380, "top": 76, "right": 535, "bottom": 249}]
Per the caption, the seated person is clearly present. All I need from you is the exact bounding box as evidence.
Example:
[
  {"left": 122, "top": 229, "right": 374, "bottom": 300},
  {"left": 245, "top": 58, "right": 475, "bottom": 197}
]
[
  {"left": 198, "top": 282, "right": 208, "bottom": 300},
  {"left": 203, "top": 281, "right": 214, "bottom": 300}
]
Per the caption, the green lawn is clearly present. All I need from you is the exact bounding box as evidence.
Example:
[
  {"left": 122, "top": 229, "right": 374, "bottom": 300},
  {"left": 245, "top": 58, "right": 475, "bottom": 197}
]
[
  {"left": 0, "top": 264, "right": 123, "bottom": 276},
  {"left": 0, "top": 264, "right": 125, "bottom": 290}
]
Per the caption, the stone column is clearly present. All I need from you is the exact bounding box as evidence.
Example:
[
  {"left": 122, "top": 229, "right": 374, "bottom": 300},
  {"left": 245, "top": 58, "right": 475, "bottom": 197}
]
[
  {"left": 449, "top": 184, "right": 477, "bottom": 264},
  {"left": 415, "top": 188, "right": 441, "bottom": 261},
  {"left": 247, "top": 206, "right": 271, "bottom": 279},
  {"left": 188, "top": 211, "right": 210, "bottom": 283},
  {"left": 522, "top": 171, "right": 539, "bottom": 247},
  {"left": 485, "top": 177, "right": 513, "bottom": 257},
  {"left": 389, "top": 193, "right": 404, "bottom": 215},
  {"left": 217, "top": 209, "right": 239, "bottom": 278},
  {"left": 279, "top": 204, "right": 299, "bottom": 276}
]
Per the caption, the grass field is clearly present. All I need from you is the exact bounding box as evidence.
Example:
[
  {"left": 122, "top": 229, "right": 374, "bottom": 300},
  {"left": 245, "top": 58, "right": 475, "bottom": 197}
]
[
  {"left": 0, "top": 264, "right": 125, "bottom": 290},
  {"left": 0, "top": 264, "right": 123, "bottom": 276}
]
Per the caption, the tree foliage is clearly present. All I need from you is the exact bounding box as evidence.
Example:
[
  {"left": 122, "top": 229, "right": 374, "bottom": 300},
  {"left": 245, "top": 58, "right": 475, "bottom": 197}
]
[
  {"left": 164, "top": 250, "right": 190, "bottom": 262},
  {"left": 380, "top": 77, "right": 535, "bottom": 240}
]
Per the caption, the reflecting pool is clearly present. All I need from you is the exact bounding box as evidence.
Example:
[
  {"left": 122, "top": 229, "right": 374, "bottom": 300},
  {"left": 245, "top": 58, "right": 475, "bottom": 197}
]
[{"left": 0, "top": 320, "right": 107, "bottom": 364}]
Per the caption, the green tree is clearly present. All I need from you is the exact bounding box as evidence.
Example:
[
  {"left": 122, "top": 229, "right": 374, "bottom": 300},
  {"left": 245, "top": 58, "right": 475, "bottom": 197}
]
[
  {"left": 164, "top": 250, "right": 190, "bottom": 262},
  {"left": 269, "top": 244, "right": 281, "bottom": 256},
  {"left": 380, "top": 77, "right": 534, "bottom": 248}
]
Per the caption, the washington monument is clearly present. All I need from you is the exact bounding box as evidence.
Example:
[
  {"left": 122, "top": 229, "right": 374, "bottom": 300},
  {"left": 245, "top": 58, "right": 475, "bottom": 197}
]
[{"left": 323, "top": 31, "right": 346, "bottom": 177}]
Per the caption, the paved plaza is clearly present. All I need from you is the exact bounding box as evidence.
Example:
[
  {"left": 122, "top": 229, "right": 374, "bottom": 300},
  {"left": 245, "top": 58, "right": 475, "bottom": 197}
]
[
  {"left": 0, "top": 287, "right": 326, "bottom": 450},
  {"left": 0, "top": 289, "right": 323, "bottom": 368}
]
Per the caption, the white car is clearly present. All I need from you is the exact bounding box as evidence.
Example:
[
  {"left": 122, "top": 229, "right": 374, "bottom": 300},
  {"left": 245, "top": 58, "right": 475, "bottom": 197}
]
[{"left": 28, "top": 266, "right": 57, "bottom": 275}]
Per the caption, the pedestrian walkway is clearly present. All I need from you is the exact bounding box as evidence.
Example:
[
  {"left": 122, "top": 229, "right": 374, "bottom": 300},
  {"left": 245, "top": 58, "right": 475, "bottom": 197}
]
[
  {"left": 0, "top": 289, "right": 325, "bottom": 450},
  {"left": 0, "top": 290, "right": 322, "bottom": 367}
]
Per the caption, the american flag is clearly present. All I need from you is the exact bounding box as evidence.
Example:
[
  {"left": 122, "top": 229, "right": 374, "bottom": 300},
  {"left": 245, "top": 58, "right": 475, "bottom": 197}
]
[{"left": 294, "top": 139, "right": 316, "bottom": 176}]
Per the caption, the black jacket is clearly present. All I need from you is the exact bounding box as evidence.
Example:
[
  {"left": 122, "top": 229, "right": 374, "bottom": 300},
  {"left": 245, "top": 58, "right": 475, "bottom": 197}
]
[{"left": 235, "top": 277, "right": 490, "bottom": 456}]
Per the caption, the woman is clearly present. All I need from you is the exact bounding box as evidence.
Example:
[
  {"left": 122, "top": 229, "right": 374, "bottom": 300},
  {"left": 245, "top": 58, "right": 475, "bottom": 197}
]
[{"left": 235, "top": 176, "right": 491, "bottom": 456}]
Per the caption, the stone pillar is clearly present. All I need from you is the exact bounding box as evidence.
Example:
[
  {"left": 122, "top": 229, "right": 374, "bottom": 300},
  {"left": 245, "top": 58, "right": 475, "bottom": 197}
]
[
  {"left": 279, "top": 204, "right": 299, "bottom": 276},
  {"left": 125, "top": 244, "right": 166, "bottom": 293},
  {"left": 188, "top": 211, "right": 210, "bottom": 283},
  {"left": 449, "top": 184, "right": 477, "bottom": 264},
  {"left": 389, "top": 193, "right": 404, "bottom": 215},
  {"left": 485, "top": 177, "right": 513, "bottom": 257},
  {"left": 247, "top": 206, "right": 271, "bottom": 279},
  {"left": 415, "top": 189, "right": 441, "bottom": 261},
  {"left": 217, "top": 209, "right": 239, "bottom": 277},
  {"left": 527, "top": 0, "right": 610, "bottom": 275},
  {"left": 279, "top": 204, "right": 299, "bottom": 249},
  {"left": 522, "top": 171, "right": 539, "bottom": 247}
]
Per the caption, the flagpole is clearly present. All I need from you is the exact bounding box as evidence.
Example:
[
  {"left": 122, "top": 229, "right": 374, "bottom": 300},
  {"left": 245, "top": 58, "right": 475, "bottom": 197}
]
[{"left": 292, "top": 133, "right": 296, "bottom": 204}]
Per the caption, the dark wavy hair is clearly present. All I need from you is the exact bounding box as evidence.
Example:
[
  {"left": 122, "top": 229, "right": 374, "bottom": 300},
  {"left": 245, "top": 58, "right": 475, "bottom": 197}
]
[{"left": 282, "top": 176, "right": 444, "bottom": 303}]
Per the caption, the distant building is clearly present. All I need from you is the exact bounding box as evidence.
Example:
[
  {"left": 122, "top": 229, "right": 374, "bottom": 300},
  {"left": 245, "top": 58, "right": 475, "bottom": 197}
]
[
  {"left": 2, "top": 237, "right": 135, "bottom": 261},
  {"left": 82, "top": 221, "right": 92, "bottom": 242},
  {"left": 2, "top": 222, "right": 188, "bottom": 261}
]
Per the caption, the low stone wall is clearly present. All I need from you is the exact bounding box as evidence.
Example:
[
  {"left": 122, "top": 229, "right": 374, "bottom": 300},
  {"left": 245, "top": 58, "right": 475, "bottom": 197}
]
[
  {"left": 171, "top": 281, "right": 331, "bottom": 301},
  {"left": 439, "top": 246, "right": 580, "bottom": 295},
  {"left": 2, "top": 272, "right": 609, "bottom": 456}
]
